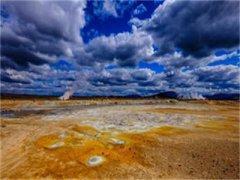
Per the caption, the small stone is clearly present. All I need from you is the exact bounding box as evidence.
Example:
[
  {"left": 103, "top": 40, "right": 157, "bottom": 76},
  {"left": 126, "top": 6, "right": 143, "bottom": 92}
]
[
  {"left": 109, "top": 138, "right": 125, "bottom": 145},
  {"left": 87, "top": 155, "right": 105, "bottom": 167},
  {"left": 47, "top": 141, "right": 65, "bottom": 149}
]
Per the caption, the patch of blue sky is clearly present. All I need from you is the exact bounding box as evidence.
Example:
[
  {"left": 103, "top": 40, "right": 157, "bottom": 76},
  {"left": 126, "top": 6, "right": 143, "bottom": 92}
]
[
  {"left": 215, "top": 49, "right": 240, "bottom": 56},
  {"left": 138, "top": 60, "right": 165, "bottom": 73},
  {"left": 0, "top": 5, "right": 9, "bottom": 19},
  {"left": 51, "top": 60, "right": 75, "bottom": 71},
  {"left": 209, "top": 56, "right": 240, "bottom": 67},
  {"left": 105, "top": 64, "right": 118, "bottom": 70},
  {"left": 81, "top": 0, "right": 162, "bottom": 43}
]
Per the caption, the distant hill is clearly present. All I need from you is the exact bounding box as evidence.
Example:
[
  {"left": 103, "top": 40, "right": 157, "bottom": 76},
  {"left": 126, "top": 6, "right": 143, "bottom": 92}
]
[
  {"left": 0, "top": 93, "right": 59, "bottom": 100},
  {"left": 148, "top": 91, "right": 178, "bottom": 99},
  {"left": 150, "top": 92, "right": 239, "bottom": 100},
  {"left": 0, "top": 93, "right": 142, "bottom": 100},
  {"left": 205, "top": 93, "right": 239, "bottom": 100},
  {"left": 1, "top": 92, "right": 239, "bottom": 100}
]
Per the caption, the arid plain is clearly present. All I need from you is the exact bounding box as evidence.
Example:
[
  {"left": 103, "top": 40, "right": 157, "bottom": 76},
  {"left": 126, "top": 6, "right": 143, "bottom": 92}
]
[{"left": 0, "top": 98, "right": 239, "bottom": 179}]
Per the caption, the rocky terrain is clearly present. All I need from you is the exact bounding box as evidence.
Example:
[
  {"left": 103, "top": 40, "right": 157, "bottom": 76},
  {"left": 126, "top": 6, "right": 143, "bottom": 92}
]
[{"left": 0, "top": 99, "right": 239, "bottom": 179}]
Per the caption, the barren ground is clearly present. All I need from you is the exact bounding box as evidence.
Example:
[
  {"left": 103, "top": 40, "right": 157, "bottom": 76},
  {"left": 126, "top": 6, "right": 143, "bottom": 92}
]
[{"left": 0, "top": 99, "right": 239, "bottom": 179}]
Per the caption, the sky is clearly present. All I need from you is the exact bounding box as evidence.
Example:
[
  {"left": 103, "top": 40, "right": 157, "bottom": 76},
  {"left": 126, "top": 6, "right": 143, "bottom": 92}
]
[{"left": 0, "top": 0, "right": 239, "bottom": 98}]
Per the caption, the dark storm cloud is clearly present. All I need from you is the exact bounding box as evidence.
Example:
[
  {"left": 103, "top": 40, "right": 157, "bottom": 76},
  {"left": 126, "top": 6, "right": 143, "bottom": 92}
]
[
  {"left": 0, "top": 68, "right": 32, "bottom": 85},
  {"left": 1, "top": 0, "right": 86, "bottom": 70},
  {"left": 1, "top": 74, "right": 30, "bottom": 84},
  {"left": 3, "top": 1, "right": 86, "bottom": 42},
  {"left": 192, "top": 65, "right": 239, "bottom": 89},
  {"left": 160, "top": 69, "right": 196, "bottom": 90},
  {"left": 89, "top": 69, "right": 133, "bottom": 86},
  {"left": 137, "top": 0, "right": 240, "bottom": 57},
  {"left": 89, "top": 68, "right": 155, "bottom": 87},
  {"left": 155, "top": 64, "right": 240, "bottom": 94},
  {"left": 1, "top": 46, "right": 49, "bottom": 68},
  {"left": 0, "top": 56, "right": 18, "bottom": 70},
  {"left": 153, "top": 50, "right": 240, "bottom": 71}
]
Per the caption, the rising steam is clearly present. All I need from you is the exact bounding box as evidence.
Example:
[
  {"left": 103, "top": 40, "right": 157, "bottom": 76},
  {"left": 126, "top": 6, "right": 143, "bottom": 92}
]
[
  {"left": 59, "top": 89, "right": 74, "bottom": 100},
  {"left": 177, "top": 92, "right": 205, "bottom": 100}
]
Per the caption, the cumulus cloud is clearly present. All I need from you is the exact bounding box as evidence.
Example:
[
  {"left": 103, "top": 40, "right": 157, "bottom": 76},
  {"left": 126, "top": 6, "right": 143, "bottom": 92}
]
[
  {"left": 89, "top": 68, "right": 155, "bottom": 86},
  {"left": 161, "top": 64, "right": 240, "bottom": 95},
  {"left": 86, "top": 67, "right": 166, "bottom": 96},
  {"left": 76, "top": 30, "right": 154, "bottom": 67},
  {"left": 103, "top": 0, "right": 118, "bottom": 17},
  {"left": 1, "top": 0, "right": 86, "bottom": 69},
  {"left": 131, "top": 68, "right": 154, "bottom": 81},
  {"left": 1, "top": 0, "right": 239, "bottom": 97},
  {"left": 1, "top": 69, "right": 31, "bottom": 85},
  {"left": 133, "top": 4, "right": 147, "bottom": 16},
  {"left": 91, "top": 0, "right": 135, "bottom": 19},
  {"left": 1, "top": 63, "right": 81, "bottom": 95},
  {"left": 152, "top": 50, "right": 240, "bottom": 70},
  {"left": 4, "top": 0, "right": 86, "bottom": 42},
  {"left": 135, "top": 0, "right": 240, "bottom": 57},
  {"left": 192, "top": 65, "right": 239, "bottom": 89}
]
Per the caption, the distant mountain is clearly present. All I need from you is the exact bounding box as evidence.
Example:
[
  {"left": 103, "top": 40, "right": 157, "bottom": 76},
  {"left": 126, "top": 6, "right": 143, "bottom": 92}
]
[
  {"left": 205, "top": 93, "right": 239, "bottom": 100},
  {"left": 149, "top": 91, "right": 178, "bottom": 99},
  {"left": 149, "top": 92, "right": 240, "bottom": 100},
  {"left": 1, "top": 92, "right": 239, "bottom": 100},
  {"left": 0, "top": 93, "right": 59, "bottom": 99}
]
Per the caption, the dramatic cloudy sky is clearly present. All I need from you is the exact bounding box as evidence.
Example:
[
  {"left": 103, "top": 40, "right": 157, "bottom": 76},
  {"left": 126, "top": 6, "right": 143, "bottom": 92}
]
[{"left": 1, "top": 0, "right": 239, "bottom": 97}]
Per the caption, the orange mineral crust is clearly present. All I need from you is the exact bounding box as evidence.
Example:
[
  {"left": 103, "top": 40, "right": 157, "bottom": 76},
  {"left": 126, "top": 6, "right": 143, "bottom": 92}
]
[{"left": 0, "top": 99, "right": 239, "bottom": 179}]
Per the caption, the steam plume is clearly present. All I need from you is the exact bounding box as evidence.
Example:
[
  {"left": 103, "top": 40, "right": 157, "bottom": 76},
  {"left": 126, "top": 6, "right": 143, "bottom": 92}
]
[
  {"left": 178, "top": 92, "right": 205, "bottom": 100},
  {"left": 59, "top": 88, "right": 74, "bottom": 100}
]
